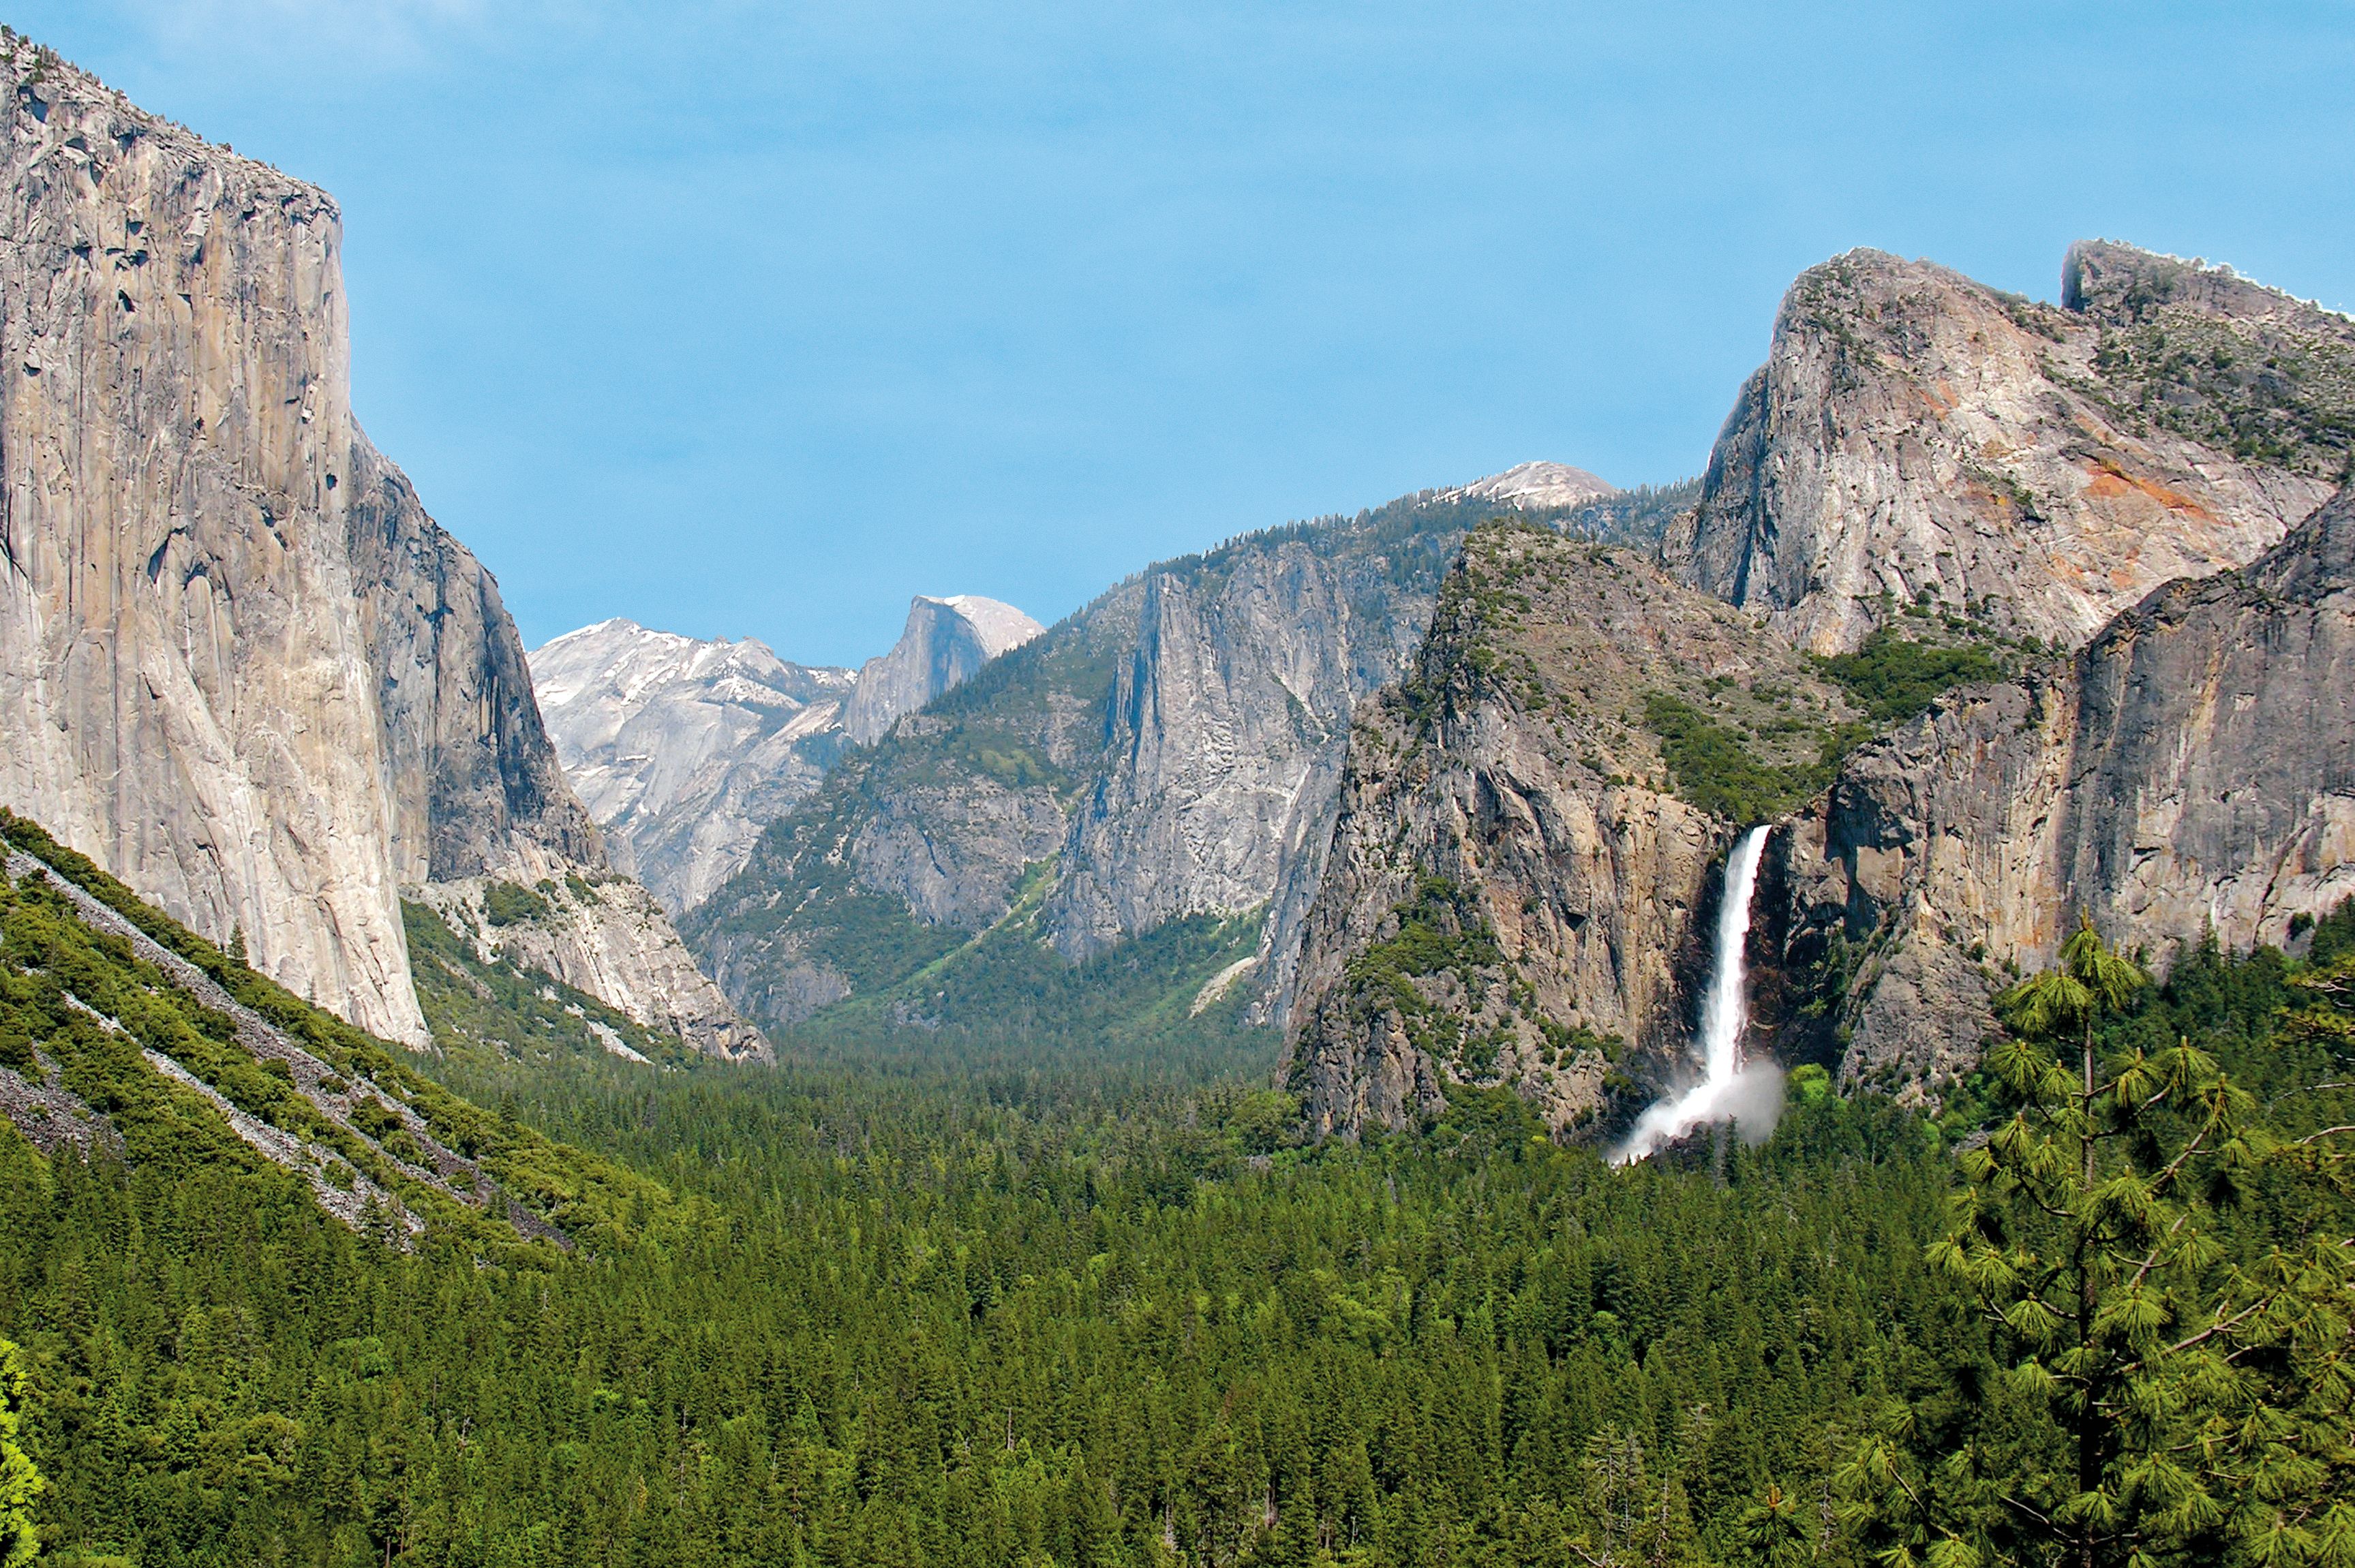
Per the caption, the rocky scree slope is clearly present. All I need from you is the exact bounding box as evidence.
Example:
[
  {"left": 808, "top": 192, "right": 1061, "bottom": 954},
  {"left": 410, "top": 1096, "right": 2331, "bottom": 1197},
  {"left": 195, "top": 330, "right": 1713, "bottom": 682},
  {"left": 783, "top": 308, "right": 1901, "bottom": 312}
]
[
  {"left": 1768, "top": 482, "right": 2355, "bottom": 1098},
  {"left": 0, "top": 811, "right": 661, "bottom": 1249},
  {"left": 528, "top": 619, "right": 855, "bottom": 914},
  {"left": 1281, "top": 521, "right": 1862, "bottom": 1139},
  {"left": 0, "top": 38, "right": 758, "bottom": 1061},
  {"left": 684, "top": 479, "right": 1652, "bottom": 1034},
  {"left": 1661, "top": 242, "right": 2348, "bottom": 656}
]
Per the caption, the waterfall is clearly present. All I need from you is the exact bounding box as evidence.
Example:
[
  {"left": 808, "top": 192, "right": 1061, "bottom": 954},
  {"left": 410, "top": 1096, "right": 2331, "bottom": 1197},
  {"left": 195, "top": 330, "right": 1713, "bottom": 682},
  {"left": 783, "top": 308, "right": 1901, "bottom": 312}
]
[{"left": 1615, "top": 823, "right": 1783, "bottom": 1164}]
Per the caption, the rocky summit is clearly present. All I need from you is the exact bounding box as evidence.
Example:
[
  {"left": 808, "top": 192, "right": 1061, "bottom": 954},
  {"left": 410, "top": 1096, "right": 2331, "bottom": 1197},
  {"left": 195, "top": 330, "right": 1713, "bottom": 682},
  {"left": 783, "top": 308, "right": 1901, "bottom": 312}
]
[
  {"left": 1287, "top": 243, "right": 2353, "bottom": 1137},
  {"left": 529, "top": 619, "right": 855, "bottom": 915},
  {"left": 841, "top": 594, "right": 1046, "bottom": 745},
  {"left": 0, "top": 39, "right": 761, "bottom": 1062},
  {"left": 1660, "top": 243, "right": 2348, "bottom": 656}
]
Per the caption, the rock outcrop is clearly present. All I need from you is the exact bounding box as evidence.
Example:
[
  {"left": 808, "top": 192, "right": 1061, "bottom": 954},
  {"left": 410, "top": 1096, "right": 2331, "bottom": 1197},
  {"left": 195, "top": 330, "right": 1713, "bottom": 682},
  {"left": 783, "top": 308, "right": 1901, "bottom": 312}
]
[
  {"left": 1772, "top": 485, "right": 2355, "bottom": 1096},
  {"left": 687, "top": 478, "right": 1633, "bottom": 1031},
  {"left": 0, "top": 39, "right": 758, "bottom": 1060},
  {"left": 1281, "top": 522, "right": 1861, "bottom": 1137},
  {"left": 1281, "top": 243, "right": 2353, "bottom": 1135},
  {"left": 842, "top": 594, "right": 1044, "bottom": 745},
  {"left": 408, "top": 871, "right": 769, "bottom": 1062},
  {"left": 345, "top": 433, "right": 604, "bottom": 885},
  {"left": 528, "top": 619, "right": 853, "bottom": 913},
  {"left": 1044, "top": 525, "right": 1461, "bottom": 967},
  {"left": 1660, "top": 244, "right": 2348, "bottom": 656}
]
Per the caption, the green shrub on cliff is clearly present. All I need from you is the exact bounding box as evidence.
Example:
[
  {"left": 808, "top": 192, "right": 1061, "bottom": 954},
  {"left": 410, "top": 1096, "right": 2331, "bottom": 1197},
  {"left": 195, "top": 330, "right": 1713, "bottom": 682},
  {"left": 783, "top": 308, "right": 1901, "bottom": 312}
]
[
  {"left": 1812, "top": 626, "right": 2005, "bottom": 724},
  {"left": 1641, "top": 692, "right": 1845, "bottom": 823}
]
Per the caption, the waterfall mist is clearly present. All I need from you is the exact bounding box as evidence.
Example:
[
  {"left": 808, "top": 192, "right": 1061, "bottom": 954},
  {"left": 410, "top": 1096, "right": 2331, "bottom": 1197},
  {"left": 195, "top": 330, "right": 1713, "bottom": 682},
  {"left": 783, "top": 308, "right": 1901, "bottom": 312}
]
[{"left": 1614, "top": 824, "right": 1783, "bottom": 1164}]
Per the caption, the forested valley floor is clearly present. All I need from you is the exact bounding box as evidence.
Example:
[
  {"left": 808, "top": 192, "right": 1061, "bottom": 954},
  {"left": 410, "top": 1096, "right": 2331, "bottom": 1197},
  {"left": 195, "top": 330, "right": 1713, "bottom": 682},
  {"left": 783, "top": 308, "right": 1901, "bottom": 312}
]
[{"left": 1, "top": 848, "right": 2350, "bottom": 1567}]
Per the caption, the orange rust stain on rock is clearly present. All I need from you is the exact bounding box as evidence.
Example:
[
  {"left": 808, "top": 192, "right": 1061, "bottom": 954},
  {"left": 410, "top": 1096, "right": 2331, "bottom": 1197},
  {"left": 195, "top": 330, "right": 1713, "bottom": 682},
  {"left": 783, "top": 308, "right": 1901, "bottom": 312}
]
[{"left": 2080, "top": 459, "right": 2214, "bottom": 520}]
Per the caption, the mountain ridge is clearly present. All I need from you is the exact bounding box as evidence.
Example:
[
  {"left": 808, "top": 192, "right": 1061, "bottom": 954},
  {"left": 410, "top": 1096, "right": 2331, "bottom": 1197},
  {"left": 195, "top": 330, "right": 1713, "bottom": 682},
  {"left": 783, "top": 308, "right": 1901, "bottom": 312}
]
[
  {"left": 528, "top": 618, "right": 855, "bottom": 913},
  {"left": 684, "top": 476, "right": 1663, "bottom": 1041},
  {"left": 528, "top": 593, "right": 1047, "bottom": 914}
]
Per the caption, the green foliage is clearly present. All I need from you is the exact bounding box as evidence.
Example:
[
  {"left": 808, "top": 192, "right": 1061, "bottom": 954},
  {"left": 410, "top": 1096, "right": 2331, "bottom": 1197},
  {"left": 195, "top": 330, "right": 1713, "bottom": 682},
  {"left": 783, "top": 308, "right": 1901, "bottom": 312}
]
[
  {"left": 778, "top": 906, "right": 1270, "bottom": 1081},
  {"left": 0, "top": 1338, "right": 40, "bottom": 1568},
  {"left": 1845, "top": 915, "right": 2355, "bottom": 1567},
  {"left": 403, "top": 900, "right": 686, "bottom": 1069},
  {"left": 1642, "top": 693, "right": 1843, "bottom": 824},
  {"left": 684, "top": 819, "right": 964, "bottom": 1009},
  {"left": 1813, "top": 628, "right": 2006, "bottom": 724},
  {"left": 1331, "top": 878, "right": 1517, "bottom": 1087},
  {"left": 6, "top": 800, "right": 2350, "bottom": 1568},
  {"left": 2080, "top": 294, "right": 2355, "bottom": 480},
  {"left": 0, "top": 810, "right": 682, "bottom": 1254},
  {"left": 1553, "top": 477, "right": 1704, "bottom": 547},
  {"left": 1344, "top": 878, "right": 1502, "bottom": 998},
  {"left": 480, "top": 880, "right": 549, "bottom": 927},
  {"left": 3, "top": 1047, "right": 1959, "bottom": 1568}
]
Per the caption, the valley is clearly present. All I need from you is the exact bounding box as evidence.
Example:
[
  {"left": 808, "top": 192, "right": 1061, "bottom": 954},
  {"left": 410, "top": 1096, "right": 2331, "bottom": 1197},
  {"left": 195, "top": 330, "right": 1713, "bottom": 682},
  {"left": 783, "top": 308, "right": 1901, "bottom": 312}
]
[{"left": 0, "top": 25, "right": 2349, "bottom": 1568}]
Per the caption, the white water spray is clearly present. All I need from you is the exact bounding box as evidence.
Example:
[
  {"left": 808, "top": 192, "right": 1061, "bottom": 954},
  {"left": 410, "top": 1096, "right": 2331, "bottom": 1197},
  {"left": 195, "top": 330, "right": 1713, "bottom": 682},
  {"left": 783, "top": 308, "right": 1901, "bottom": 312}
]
[{"left": 1615, "top": 823, "right": 1784, "bottom": 1164}]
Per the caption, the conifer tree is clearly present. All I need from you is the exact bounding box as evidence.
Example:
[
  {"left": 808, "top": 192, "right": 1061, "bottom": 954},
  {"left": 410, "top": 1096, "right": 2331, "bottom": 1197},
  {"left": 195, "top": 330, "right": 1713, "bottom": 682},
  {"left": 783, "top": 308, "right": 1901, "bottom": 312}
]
[{"left": 1846, "top": 917, "right": 2355, "bottom": 1567}]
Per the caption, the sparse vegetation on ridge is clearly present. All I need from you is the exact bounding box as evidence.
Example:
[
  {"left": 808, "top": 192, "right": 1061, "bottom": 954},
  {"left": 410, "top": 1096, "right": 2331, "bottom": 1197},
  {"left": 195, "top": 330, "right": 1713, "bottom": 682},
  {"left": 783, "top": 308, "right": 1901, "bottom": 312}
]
[
  {"left": 403, "top": 900, "right": 689, "bottom": 1070},
  {"left": 1641, "top": 692, "right": 1847, "bottom": 825},
  {"left": 0, "top": 809, "right": 677, "bottom": 1252}
]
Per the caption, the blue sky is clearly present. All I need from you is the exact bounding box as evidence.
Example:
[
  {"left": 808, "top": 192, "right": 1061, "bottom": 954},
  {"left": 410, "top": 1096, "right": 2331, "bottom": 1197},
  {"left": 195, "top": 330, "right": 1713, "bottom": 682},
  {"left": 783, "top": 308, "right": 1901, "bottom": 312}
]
[{"left": 25, "top": 1, "right": 2354, "bottom": 666}]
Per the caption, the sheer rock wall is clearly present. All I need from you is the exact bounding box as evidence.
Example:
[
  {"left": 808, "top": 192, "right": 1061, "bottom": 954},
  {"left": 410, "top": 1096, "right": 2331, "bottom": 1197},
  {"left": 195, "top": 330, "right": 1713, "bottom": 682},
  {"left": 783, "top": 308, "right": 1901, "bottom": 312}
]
[
  {"left": 1282, "top": 525, "right": 1859, "bottom": 1137},
  {"left": 0, "top": 40, "right": 757, "bottom": 1058},
  {"left": 1776, "top": 487, "right": 2355, "bottom": 1095},
  {"left": 1660, "top": 245, "right": 2343, "bottom": 656}
]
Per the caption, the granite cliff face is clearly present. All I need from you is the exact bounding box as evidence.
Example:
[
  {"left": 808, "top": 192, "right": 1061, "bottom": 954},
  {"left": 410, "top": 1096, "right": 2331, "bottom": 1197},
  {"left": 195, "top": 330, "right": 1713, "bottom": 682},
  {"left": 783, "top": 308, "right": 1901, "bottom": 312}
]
[
  {"left": 1281, "top": 523, "right": 1860, "bottom": 1137},
  {"left": 0, "top": 40, "right": 757, "bottom": 1060},
  {"left": 345, "top": 433, "right": 603, "bottom": 886},
  {"left": 1286, "top": 244, "right": 2354, "bottom": 1135},
  {"left": 1660, "top": 243, "right": 2347, "bottom": 656},
  {"left": 842, "top": 594, "right": 1044, "bottom": 745},
  {"left": 529, "top": 619, "right": 854, "bottom": 914},
  {"left": 1044, "top": 527, "right": 1451, "bottom": 969},
  {"left": 0, "top": 38, "right": 423, "bottom": 1039},
  {"left": 686, "top": 476, "right": 1639, "bottom": 1032},
  {"left": 1771, "top": 485, "right": 2355, "bottom": 1097}
]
